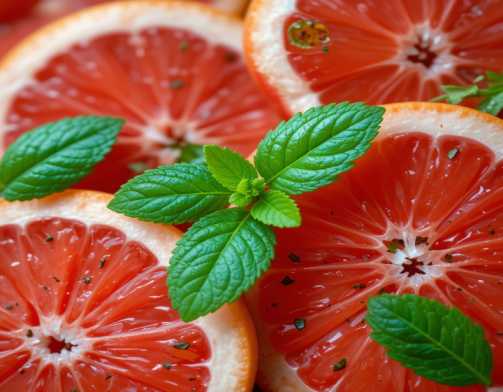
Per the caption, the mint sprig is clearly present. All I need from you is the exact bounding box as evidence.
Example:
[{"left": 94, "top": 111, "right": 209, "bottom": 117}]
[
  {"left": 0, "top": 116, "right": 123, "bottom": 201},
  {"left": 432, "top": 71, "right": 503, "bottom": 116},
  {"left": 367, "top": 294, "right": 493, "bottom": 386},
  {"left": 110, "top": 102, "right": 384, "bottom": 321}
]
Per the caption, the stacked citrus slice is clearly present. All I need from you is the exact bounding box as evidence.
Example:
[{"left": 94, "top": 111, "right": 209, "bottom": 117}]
[
  {"left": 245, "top": 0, "right": 503, "bottom": 115},
  {"left": 0, "top": 1, "right": 279, "bottom": 192},
  {"left": 0, "top": 190, "right": 256, "bottom": 391},
  {"left": 246, "top": 103, "right": 503, "bottom": 391}
]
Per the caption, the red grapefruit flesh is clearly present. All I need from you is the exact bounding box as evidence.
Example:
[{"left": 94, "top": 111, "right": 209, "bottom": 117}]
[
  {"left": 0, "top": 190, "right": 257, "bottom": 391},
  {"left": 246, "top": 103, "right": 503, "bottom": 392},
  {"left": 0, "top": 1, "right": 279, "bottom": 192},
  {"left": 0, "top": 0, "right": 111, "bottom": 58},
  {"left": 245, "top": 0, "right": 503, "bottom": 115}
]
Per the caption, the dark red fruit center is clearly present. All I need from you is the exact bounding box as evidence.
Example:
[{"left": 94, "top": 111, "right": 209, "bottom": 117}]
[
  {"left": 47, "top": 336, "right": 76, "bottom": 354},
  {"left": 406, "top": 37, "right": 438, "bottom": 68}
]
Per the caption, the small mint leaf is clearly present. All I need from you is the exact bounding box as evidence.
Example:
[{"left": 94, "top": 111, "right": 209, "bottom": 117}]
[
  {"left": 109, "top": 163, "right": 231, "bottom": 224},
  {"left": 486, "top": 71, "right": 503, "bottom": 84},
  {"left": 251, "top": 190, "right": 301, "bottom": 228},
  {"left": 438, "top": 85, "right": 480, "bottom": 104},
  {"left": 367, "top": 294, "right": 493, "bottom": 387},
  {"left": 478, "top": 91, "right": 503, "bottom": 116},
  {"left": 168, "top": 208, "right": 275, "bottom": 321},
  {"left": 0, "top": 116, "right": 123, "bottom": 201},
  {"left": 254, "top": 103, "right": 383, "bottom": 195},
  {"left": 251, "top": 178, "right": 266, "bottom": 195},
  {"left": 204, "top": 145, "right": 257, "bottom": 191},
  {"left": 229, "top": 192, "right": 253, "bottom": 208},
  {"left": 236, "top": 178, "right": 253, "bottom": 196},
  {"left": 178, "top": 143, "right": 204, "bottom": 164}
]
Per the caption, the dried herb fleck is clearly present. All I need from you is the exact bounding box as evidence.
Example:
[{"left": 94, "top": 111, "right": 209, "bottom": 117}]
[
  {"left": 173, "top": 341, "right": 190, "bottom": 350},
  {"left": 447, "top": 148, "right": 459, "bottom": 160},
  {"left": 281, "top": 276, "right": 295, "bottom": 286},
  {"left": 294, "top": 318, "right": 305, "bottom": 331},
  {"left": 169, "top": 79, "right": 185, "bottom": 90},
  {"left": 333, "top": 358, "right": 347, "bottom": 371},
  {"left": 179, "top": 40, "right": 189, "bottom": 52},
  {"left": 99, "top": 255, "right": 109, "bottom": 269},
  {"left": 288, "top": 252, "right": 301, "bottom": 263}
]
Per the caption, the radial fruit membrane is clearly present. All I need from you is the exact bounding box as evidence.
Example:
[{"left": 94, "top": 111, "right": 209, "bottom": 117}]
[
  {"left": 0, "top": 217, "right": 211, "bottom": 391},
  {"left": 2, "top": 5, "right": 279, "bottom": 192},
  {"left": 254, "top": 131, "right": 503, "bottom": 391}
]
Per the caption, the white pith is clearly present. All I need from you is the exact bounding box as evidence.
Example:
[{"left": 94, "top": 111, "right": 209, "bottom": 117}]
[
  {"left": 0, "top": 191, "right": 256, "bottom": 392},
  {"left": 247, "top": 1, "right": 471, "bottom": 114},
  {"left": 246, "top": 104, "right": 503, "bottom": 392},
  {"left": 0, "top": 1, "right": 243, "bottom": 155}
]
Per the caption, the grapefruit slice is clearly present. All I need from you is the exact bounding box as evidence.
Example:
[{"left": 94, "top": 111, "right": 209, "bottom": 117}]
[
  {"left": 0, "top": 0, "right": 248, "bottom": 59},
  {"left": 0, "top": 1, "right": 279, "bottom": 192},
  {"left": 244, "top": 0, "right": 503, "bottom": 115},
  {"left": 0, "top": 190, "right": 256, "bottom": 391},
  {"left": 246, "top": 102, "right": 503, "bottom": 392}
]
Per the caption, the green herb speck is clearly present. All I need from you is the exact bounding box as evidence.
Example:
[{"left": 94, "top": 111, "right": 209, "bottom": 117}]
[
  {"left": 294, "top": 318, "right": 305, "bottom": 331},
  {"left": 173, "top": 341, "right": 190, "bottom": 350},
  {"left": 333, "top": 358, "right": 347, "bottom": 371},
  {"left": 447, "top": 148, "right": 459, "bottom": 160},
  {"left": 281, "top": 276, "right": 295, "bottom": 286}
]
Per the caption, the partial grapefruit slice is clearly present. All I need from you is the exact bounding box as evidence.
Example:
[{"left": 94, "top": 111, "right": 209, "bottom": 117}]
[
  {"left": 245, "top": 0, "right": 503, "bottom": 115},
  {"left": 246, "top": 103, "right": 503, "bottom": 392},
  {"left": 0, "top": 190, "right": 256, "bottom": 391},
  {"left": 0, "top": 1, "right": 279, "bottom": 192},
  {"left": 0, "top": 0, "right": 249, "bottom": 59},
  {"left": 0, "top": 0, "right": 110, "bottom": 58}
]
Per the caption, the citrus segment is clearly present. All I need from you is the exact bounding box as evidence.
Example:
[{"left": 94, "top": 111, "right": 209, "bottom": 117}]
[
  {"left": 0, "top": 191, "right": 256, "bottom": 391},
  {"left": 245, "top": 0, "right": 503, "bottom": 115},
  {"left": 0, "top": 1, "right": 279, "bottom": 192},
  {"left": 246, "top": 103, "right": 503, "bottom": 391}
]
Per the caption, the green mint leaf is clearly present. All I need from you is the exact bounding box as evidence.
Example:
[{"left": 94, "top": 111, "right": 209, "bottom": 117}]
[
  {"left": 108, "top": 163, "right": 231, "bottom": 224},
  {"left": 168, "top": 208, "right": 275, "bottom": 321},
  {"left": 438, "top": 85, "right": 480, "bottom": 104},
  {"left": 178, "top": 143, "right": 204, "bottom": 164},
  {"left": 254, "top": 103, "right": 383, "bottom": 195},
  {"left": 0, "top": 116, "right": 123, "bottom": 201},
  {"left": 486, "top": 71, "right": 503, "bottom": 84},
  {"left": 479, "top": 91, "right": 503, "bottom": 116},
  {"left": 367, "top": 294, "right": 492, "bottom": 387},
  {"left": 204, "top": 145, "right": 257, "bottom": 190},
  {"left": 229, "top": 192, "right": 254, "bottom": 208},
  {"left": 251, "top": 190, "right": 301, "bottom": 228}
]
